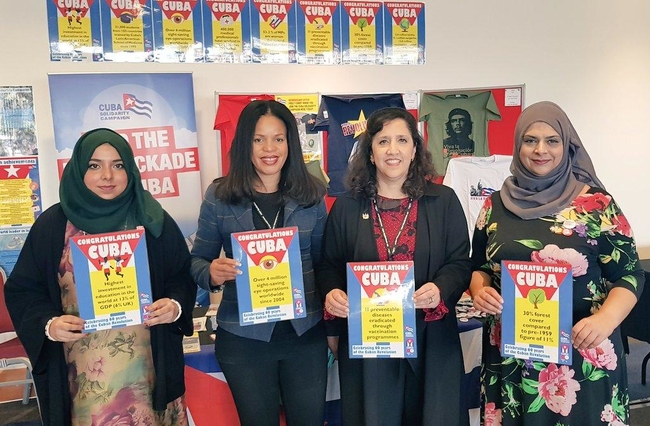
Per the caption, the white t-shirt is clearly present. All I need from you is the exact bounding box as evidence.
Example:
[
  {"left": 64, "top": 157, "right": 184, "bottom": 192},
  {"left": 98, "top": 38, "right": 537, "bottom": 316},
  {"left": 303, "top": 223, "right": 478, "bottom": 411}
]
[{"left": 443, "top": 155, "right": 512, "bottom": 243}]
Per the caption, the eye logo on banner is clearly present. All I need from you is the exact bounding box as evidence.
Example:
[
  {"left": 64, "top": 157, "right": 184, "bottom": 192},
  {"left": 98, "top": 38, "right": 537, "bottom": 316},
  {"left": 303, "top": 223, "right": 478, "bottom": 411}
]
[{"left": 157, "top": 0, "right": 197, "bottom": 22}]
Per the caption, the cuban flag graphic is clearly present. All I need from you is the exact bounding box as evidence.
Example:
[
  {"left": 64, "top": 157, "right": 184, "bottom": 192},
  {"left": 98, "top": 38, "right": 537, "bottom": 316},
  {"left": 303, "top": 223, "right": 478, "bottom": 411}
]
[{"left": 123, "top": 93, "right": 153, "bottom": 118}]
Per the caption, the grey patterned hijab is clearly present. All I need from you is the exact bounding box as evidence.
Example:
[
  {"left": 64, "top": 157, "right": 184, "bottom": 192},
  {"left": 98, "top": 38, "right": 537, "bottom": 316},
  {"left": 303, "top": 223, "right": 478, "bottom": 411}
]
[{"left": 501, "top": 101, "right": 604, "bottom": 220}]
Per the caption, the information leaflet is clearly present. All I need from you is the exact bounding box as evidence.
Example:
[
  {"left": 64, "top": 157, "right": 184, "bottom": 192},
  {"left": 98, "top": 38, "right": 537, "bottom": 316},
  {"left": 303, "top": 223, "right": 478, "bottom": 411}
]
[
  {"left": 501, "top": 260, "right": 573, "bottom": 365},
  {"left": 70, "top": 228, "right": 153, "bottom": 332},
  {"left": 347, "top": 261, "right": 416, "bottom": 358},
  {"left": 231, "top": 226, "right": 306, "bottom": 325}
]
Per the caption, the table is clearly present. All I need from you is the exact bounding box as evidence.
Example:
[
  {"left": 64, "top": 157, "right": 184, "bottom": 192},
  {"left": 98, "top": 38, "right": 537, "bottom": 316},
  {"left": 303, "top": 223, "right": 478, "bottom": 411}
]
[{"left": 184, "top": 309, "right": 483, "bottom": 426}]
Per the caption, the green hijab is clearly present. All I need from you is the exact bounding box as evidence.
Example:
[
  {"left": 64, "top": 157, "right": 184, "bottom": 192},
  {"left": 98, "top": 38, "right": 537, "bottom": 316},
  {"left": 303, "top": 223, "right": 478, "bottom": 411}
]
[{"left": 59, "top": 128, "right": 164, "bottom": 237}]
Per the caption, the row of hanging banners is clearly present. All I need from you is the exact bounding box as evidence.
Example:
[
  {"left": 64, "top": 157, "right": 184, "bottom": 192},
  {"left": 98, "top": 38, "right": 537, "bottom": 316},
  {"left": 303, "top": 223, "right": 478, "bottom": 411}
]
[{"left": 47, "top": 0, "right": 425, "bottom": 64}]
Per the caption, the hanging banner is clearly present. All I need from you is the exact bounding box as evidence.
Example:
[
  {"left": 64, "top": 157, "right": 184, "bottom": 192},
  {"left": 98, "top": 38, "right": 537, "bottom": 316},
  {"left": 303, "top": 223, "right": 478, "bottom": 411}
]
[
  {"left": 202, "top": 0, "right": 254, "bottom": 63},
  {"left": 100, "top": 0, "right": 155, "bottom": 62},
  {"left": 48, "top": 73, "right": 201, "bottom": 239},
  {"left": 47, "top": 0, "right": 103, "bottom": 61},
  {"left": 251, "top": 0, "right": 298, "bottom": 63},
  {"left": 296, "top": 0, "right": 341, "bottom": 64},
  {"left": 383, "top": 2, "right": 425, "bottom": 65},
  {"left": 341, "top": 1, "right": 383, "bottom": 65},
  {"left": 0, "top": 86, "right": 40, "bottom": 276},
  {"left": 152, "top": 0, "right": 205, "bottom": 62}
]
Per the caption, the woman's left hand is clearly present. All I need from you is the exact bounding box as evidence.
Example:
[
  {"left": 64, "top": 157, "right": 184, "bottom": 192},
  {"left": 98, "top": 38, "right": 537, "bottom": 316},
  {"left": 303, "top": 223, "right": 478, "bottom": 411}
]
[
  {"left": 571, "top": 312, "right": 615, "bottom": 351},
  {"left": 144, "top": 298, "right": 179, "bottom": 327},
  {"left": 413, "top": 282, "right": 441, "bottom": 309}
]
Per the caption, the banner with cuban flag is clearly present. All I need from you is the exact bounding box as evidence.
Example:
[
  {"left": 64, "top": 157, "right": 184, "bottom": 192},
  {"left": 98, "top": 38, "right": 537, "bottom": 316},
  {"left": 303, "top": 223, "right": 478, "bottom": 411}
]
[
  {"left": 123, "top": 93, "right": 154, "bottom": 118},
  {"left": 48, "top": 73, "right": 202, "bottom": 240}
]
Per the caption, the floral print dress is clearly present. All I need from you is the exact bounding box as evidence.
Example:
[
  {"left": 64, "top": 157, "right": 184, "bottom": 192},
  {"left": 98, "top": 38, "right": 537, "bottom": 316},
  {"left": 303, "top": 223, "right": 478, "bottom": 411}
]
[
  {"left": 59, "top": 222, "right": 188, "bottom": 426},
  {"left": 471, "top": 189, "right": 644, "bottom": 426}
]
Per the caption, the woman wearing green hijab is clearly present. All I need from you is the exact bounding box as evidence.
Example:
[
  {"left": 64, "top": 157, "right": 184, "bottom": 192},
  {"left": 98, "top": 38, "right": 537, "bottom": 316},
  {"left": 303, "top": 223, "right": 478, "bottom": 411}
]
[{"left": 5, "top": 128, "right": 197, "bottom": 426}]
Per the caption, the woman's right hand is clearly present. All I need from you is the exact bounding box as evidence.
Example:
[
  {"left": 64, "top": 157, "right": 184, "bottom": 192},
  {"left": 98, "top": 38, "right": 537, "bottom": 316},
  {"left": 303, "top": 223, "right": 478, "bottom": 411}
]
[
  {"left": 472, "top": 286, "right": 504, "bottom": 315},
  {"left": 48, "top": 315, "right": 87, "bottom": 342},
  {"left": 209, "top": 257, "right": 241, "bottom": 286},
  {"left": 325, "top": 289, "right": 349, "bottom": 318}
]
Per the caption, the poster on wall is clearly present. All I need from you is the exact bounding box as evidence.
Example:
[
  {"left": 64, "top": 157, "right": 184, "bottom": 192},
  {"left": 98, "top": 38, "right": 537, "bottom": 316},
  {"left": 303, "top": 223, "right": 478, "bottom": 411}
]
[
  {"left": 251, "top": 0, "right": 298, "bottom": 63},
  {"left": 341, "top": 1, "right": 383, "bottom": 65},
  {"left": 100, "top": 0, "right": 155, "bottom": 62},
  {"left": 202, "top": 0, "right": 253, "bottom": 63},
  {"left": 48, "top": 73, "right": 202, "bottom": 240},
  {"left": 46, "top": 0, "right": 103, "bottom": 62},
  {"left": 296, "top": 0, "right": 341, "bottom": 65},
  {"left": 274, "top": 93, "right": 322, "bottom": 161},
  {"left": 152, "top": 0, "right": 205, "bottom": 62},
  {"left": 383, "top": 2, "right": 425, "bottom": 65},
  {"left": 275, "top": 93, "right": 328, "bottom": 186},
  {"left": 0, "top": 86, "right": 41, "bottom": 276}
]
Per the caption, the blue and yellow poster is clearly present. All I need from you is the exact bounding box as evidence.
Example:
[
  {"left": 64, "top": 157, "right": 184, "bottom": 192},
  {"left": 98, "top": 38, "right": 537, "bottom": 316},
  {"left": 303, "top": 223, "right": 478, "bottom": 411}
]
[
  {"left": 70, "top": 229, "right": 153, "bottom": 332},
  {"left": 231, "top": 226, "right": 306, "bottom": 325},
  {"left": 347, "top": 261, "right": 416, "bottom": 358},
  {"left": 501, "top": 260, "right": 573, "bottom": 365}
]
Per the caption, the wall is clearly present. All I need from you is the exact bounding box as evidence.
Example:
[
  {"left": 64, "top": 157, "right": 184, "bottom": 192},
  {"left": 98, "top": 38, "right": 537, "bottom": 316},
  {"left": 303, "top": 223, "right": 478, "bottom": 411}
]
[{"left": 1, "top": 0, "right": 649, "bottom": 257}]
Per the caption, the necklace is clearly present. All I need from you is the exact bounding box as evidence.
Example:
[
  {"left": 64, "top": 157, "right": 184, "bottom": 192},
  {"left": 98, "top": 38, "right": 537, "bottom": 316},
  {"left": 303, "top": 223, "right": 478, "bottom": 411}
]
[
  {"left": 252, "top": 201, "right": 281, "bottom": 229},
  {"left": 373, "top": 197, "right": 413, "bottom": 261}
]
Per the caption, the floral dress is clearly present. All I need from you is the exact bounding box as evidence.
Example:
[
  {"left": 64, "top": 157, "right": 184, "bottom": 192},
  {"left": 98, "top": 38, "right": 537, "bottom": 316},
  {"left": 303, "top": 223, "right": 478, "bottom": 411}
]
[
  {"left": 471, "top": 188, "right": 644, "bottom": 426},
  {"left": 59, "top": 222, "right": 188, "bottom": 426}
]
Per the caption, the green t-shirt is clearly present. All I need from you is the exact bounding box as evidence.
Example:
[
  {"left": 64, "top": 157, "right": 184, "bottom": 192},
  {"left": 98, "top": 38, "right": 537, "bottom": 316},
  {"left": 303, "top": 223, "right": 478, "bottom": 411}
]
[{"left": 419, "top": 91, "right": 501, "bottom": 174}]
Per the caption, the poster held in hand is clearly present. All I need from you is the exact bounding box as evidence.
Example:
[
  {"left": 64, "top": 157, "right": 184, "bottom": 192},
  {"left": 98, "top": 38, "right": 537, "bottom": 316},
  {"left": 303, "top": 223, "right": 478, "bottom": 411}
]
[
  {"left": 231, "top": 226, "right": 306, "bottom": 325},
  {"left": 347, "top": 261, "right": 416, "bottom": 358},
  {"left": 501, "top": 260, "right": 573, "bottom": 365},
  {"left": 70, "top": 228, "right": 153, "bottom": 332}
]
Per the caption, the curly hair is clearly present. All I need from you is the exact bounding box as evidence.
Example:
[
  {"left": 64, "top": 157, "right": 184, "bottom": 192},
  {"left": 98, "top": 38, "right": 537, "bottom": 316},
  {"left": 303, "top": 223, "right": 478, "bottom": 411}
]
[{"left": 346, "top": 107, "right": 436, "bottom": 199}]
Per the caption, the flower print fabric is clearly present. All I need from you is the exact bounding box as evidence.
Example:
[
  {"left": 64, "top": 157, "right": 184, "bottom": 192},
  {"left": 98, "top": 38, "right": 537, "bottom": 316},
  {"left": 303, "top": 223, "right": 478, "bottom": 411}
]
[
  {"left": 471, "top": 188, "right": 644, "bottom": 425},
  {"left": 59, "top": 223, "right": 187, "bottom": 426}
]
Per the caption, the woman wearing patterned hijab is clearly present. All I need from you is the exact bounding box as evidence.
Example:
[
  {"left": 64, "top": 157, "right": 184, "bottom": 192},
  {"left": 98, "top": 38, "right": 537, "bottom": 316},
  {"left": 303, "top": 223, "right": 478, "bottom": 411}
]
[
  {"left": 5, "top": 128, "right": 196, "bottom": 425},
  {"left": 469, "top": 102, "right": 644, "bottom": 425}
]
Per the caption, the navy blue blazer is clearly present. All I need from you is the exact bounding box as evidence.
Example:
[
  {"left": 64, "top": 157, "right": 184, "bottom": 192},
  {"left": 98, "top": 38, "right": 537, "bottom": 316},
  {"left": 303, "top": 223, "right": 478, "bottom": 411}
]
[{"left": 190, "top": 181, "right": 327, "bottom": 342}]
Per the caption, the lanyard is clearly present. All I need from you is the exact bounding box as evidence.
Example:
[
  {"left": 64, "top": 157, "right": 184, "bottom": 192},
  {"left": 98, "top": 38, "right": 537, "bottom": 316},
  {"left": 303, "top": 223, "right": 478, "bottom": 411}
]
[
  {"left": 372, "top": 198, "right": 413, "bottom": 261},
  {"left": 252, "top": 201, "right": 281, "bottom": 229}
]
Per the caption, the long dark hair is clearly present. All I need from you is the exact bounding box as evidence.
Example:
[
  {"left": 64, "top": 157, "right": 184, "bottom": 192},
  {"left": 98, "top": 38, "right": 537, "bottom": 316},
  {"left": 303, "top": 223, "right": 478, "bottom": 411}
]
[
  {"left": 346, "top": 107, "right": 436, "bottom": 199},
  {"left": 215, "top": 100, "right": 325, "bottom": 205}
]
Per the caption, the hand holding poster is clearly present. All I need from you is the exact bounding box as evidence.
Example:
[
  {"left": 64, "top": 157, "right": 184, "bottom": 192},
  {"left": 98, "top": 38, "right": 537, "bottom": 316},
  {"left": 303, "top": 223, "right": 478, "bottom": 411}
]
[
  {"left": 500, "top": 260, "right": 573, "bottom": 365},
  {"left": 231, "top": 226, "right": 306, "bottom": 325},
  {"left": 70, "top": 228, "right": 153, "bottom": 332},
  {"left": 347, "top": 261, "right": 416, "bottom": 358}
]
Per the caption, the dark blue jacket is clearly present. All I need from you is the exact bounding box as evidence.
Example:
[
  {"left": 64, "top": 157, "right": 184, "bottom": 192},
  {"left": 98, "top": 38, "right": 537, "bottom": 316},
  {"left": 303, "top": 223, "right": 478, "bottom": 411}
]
[{"left": 190, "top": 181, "right": 327, "bottom": 342}]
